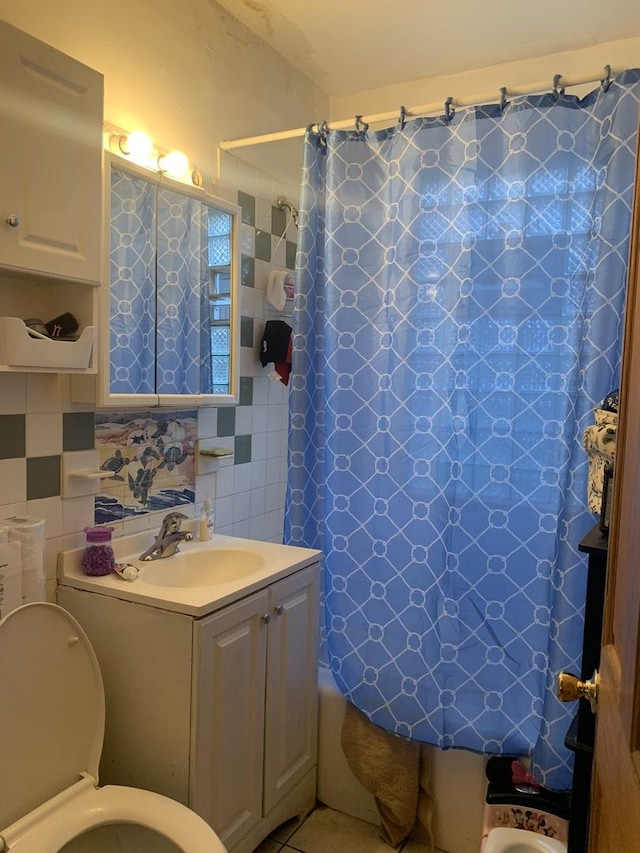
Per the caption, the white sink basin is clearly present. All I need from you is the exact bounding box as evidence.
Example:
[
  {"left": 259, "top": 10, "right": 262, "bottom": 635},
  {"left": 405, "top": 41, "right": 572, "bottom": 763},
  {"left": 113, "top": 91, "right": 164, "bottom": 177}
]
[
  {"left": 138, "top": 548, "right": 265, "bottom": 587},
  {"left": 58, "top": 532, "right": 322, "bottom": 617}
]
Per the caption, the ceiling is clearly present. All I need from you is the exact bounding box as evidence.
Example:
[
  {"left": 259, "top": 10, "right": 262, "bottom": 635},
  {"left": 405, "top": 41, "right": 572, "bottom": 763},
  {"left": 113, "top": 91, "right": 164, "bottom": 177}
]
[{"left": 216, "top": 0, "right": 640, "bottom": 97}]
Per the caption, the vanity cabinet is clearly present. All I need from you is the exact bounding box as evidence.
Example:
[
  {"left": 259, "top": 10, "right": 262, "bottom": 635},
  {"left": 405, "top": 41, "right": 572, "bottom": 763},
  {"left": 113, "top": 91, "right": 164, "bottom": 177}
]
[
  {"left": 57, "top": 561, "right": 319, "bottom": 853},
  {"left": 0, "top": 20, "right": 103, "bottom": 373}
]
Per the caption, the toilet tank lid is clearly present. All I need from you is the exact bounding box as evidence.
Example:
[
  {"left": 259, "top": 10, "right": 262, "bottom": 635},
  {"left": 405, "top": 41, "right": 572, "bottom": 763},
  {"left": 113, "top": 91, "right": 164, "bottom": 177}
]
[{"left": 0, "top": 603, "right": 104, "bottom": 831}]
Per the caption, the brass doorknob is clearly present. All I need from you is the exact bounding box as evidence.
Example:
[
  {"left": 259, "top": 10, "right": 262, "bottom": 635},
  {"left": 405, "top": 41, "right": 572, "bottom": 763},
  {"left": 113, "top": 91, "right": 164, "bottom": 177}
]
[{"left": 557, "top": 669, "right": 599, "bottom": 713}]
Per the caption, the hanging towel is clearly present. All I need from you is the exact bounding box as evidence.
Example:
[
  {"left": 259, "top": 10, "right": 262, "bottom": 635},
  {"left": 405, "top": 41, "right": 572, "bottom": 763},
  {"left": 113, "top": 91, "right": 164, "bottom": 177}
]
[
  {"left": 582, "top": 407, "right": 617, "bottom": 513},
  {"left": 341, "top": 700, "right": 434, "bottom": 849},
  {"left": 267, "top": 270, "right": 294, "bottom": 311},
  {"left": 260, "top": 320, "right": 292, "bottom": 367}
]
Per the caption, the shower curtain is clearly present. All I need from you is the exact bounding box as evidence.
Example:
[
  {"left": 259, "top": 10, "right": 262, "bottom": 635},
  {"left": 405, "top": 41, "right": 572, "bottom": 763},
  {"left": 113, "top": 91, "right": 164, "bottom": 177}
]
[{"left": 284, "top": 71, "right": 640, "bottom": 790}]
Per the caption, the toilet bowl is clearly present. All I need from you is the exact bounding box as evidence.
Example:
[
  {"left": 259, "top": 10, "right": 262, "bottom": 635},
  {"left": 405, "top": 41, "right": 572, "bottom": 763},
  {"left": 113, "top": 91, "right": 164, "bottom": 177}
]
[
  {"left": 0, "top": 603, "right": 227, "bottom": 852},
  {"left": 484, "top": 827, "right": 567, "bottom": 853}
]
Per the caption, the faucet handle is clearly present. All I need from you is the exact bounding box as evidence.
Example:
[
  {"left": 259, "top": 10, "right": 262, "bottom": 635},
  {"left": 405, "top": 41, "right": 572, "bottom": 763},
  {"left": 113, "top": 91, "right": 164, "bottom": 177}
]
[{"left": 160, "top": 511, "right": 188, "bottom": 536}]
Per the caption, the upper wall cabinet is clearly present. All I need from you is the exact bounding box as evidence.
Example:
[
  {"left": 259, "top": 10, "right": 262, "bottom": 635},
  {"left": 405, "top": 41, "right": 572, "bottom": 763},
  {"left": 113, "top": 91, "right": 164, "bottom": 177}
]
[
  {"left": 0, "top": 20, "right": 103, "bottom": 284},
  {"left": 100, "top": 157, "right": 240, "bottom": 407}
]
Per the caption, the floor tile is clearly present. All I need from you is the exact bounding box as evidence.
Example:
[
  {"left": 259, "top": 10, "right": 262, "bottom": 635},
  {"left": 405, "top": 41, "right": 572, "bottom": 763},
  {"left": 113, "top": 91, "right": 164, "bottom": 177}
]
[
  {"left": 270, "top": 815, "right": 307, "bottom": 843},
  {"left": 253, "top": 839, "right": 283, "bottom": 853},
  {"left": 285, "top": 806, "right": 401, "bottom": 853}
]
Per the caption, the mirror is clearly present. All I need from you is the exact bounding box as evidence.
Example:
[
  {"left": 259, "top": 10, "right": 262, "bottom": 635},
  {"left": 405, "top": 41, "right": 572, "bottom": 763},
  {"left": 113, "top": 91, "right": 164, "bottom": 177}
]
[{"left": 103, "top": 154, "right": 240, "bottom": 406}]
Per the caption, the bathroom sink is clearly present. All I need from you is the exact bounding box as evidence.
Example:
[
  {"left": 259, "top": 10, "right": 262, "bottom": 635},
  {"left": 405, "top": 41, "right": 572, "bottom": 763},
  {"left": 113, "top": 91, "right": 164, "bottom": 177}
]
[{"left": 139, "top": 548, "right": 265, "bottom": 587}]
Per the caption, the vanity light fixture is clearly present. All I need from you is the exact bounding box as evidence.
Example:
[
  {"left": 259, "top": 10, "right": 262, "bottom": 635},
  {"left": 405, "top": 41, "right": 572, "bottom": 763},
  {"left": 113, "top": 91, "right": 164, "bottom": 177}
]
[
  {"left": 104, "top": 123, "right": 203, "bottom": 187},
  {"left": 157, "top": 149, "right": 190, "bottom": 179},
  {"left": 115, "top": 130, "right": 154, "bottom": 161}
]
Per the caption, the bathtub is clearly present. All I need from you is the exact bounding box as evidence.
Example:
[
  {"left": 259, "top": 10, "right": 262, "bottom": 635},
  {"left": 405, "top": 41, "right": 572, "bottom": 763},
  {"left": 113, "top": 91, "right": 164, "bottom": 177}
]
[{"left": 317, "top": 665, "right": 487, "bottom": 853}]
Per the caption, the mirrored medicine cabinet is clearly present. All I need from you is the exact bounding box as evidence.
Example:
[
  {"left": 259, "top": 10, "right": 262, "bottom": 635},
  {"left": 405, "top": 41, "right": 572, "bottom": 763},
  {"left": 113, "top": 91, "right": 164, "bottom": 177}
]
[{"left": 98, "top": 154, "right": 240, "bottom": 407}]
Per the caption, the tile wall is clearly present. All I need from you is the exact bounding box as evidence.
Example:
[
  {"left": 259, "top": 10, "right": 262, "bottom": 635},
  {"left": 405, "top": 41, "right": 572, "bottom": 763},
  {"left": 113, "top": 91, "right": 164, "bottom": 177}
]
[{"left": 0, "top": 181, "right": 297, "bottom": 600}]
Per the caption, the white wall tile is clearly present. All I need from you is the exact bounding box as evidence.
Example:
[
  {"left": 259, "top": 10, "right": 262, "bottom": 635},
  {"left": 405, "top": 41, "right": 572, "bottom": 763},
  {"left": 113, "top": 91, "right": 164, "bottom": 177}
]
[
  {"left": 0, "top": 374, "right": 26, "bottom": 414},
  {"left": 233, "top": 491, "right": 251, "bottom": 521},
  {"left": 240, "top": 223, "right": 255, "bottom": 257},
  {"left": 215, "top": 495, "right": 234, "bottom": 528},
  {"left": 198, "top": 407, "right": 218, "bottom": 438},
  {"left": 26, "top": 412, "right": 62, "bottom": 457},
  {"left": 252, "top": 431, "right": 268, "bottom": 461},
  {"left": 0, "top": 459, "right": 27, "bottom": 505},
  {"left": 232, "top": 518, "right": 251, "bottom": 539},
  {"left": 62, "top": 495, "right": 95, "bottom": 536},
  {"left": 253, "top": 377, "right": 269, "bottom": 406},
  {"left": 45, "top": 536, "right": 62, "bottom": 581},
  {"left": 233, "top": 463, "right": 252, "bottom": 494},
  {"left": 27, "top": 496, "right": 63, "bottom": 539},
  {"left": 215, "top": 465, "right": 235, "bottom": 498},
  {"left": 235, "top": 406, "right": 253, "bottom": 434},
  {"left": 26, "top": 374, "right": 63, "bottom": 413}
]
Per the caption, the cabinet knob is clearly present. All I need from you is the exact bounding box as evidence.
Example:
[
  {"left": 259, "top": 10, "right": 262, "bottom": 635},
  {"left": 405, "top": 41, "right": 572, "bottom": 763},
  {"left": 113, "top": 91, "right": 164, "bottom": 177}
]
[
  {"left": 261, "top": 613, "right": 272, "bottom": 624},
  {"left": 274, "top": 604, "right": 284, "bottom": 616},
  {"left": 4, "top": 214, "right": 20, "bottom": 228}
]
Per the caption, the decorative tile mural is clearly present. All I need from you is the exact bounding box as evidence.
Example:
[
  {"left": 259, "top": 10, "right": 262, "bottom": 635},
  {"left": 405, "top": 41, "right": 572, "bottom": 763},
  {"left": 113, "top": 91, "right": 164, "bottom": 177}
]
[{"left": 95, "top": 410, "right": 197, "bottom": 524}]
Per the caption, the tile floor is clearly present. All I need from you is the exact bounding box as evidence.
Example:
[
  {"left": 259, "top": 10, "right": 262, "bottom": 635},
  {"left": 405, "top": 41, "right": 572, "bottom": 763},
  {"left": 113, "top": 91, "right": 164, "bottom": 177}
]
[{"left": 252, "top": 805, "right": 444, "bottom": 853}]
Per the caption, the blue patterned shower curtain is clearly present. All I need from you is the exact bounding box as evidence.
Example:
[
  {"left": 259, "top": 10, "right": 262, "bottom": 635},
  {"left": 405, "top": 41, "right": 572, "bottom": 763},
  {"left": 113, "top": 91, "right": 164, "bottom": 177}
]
[{"left": 285, "top": 72, "right": 640, "bottom": 790}]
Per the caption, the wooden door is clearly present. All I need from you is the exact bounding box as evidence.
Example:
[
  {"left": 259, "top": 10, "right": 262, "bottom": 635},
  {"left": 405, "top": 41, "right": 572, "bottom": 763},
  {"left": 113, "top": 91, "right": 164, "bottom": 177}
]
[{"left": 589, "top": 149, "right": 640, "bottom": 849}]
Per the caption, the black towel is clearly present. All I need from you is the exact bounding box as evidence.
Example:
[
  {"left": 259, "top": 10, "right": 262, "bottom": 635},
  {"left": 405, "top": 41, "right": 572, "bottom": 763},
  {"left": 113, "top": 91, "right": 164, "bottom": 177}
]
[{"left": 260, "top": 320, "right": 292, "bottom": 367}]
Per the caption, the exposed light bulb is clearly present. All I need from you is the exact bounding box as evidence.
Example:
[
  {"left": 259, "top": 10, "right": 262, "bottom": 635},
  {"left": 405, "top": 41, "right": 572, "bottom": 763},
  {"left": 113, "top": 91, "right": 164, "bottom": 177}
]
[
  {"left": 123, "top": 130, "right": 153, "bottom": 162},
  {"left": 158, "top": 150, "right": 190, "bottom": 179}
]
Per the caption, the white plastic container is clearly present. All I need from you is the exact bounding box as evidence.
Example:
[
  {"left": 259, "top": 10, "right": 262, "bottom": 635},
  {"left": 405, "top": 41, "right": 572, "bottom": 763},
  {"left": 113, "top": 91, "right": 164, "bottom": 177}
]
[{"left": 0, "top": 317, "right": 94, "bottom": 369}]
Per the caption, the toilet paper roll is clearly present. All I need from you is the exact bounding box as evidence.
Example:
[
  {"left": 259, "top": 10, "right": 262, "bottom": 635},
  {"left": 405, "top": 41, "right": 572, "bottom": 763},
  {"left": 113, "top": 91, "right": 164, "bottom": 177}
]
[
  {"left": 0, "top": 541, "right": 22, "bottom": 619},
  {"left": 5, "top": 516, "right": 46, "bottom": 604}
]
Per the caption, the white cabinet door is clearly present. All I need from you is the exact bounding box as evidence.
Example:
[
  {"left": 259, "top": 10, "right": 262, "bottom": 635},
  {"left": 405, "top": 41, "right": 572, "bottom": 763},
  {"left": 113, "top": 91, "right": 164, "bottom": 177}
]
[
  {"left": 263, "top": 564, "right": 320, "bottom": 814},
  {"left": 0, "top": 21, "right": 103, "bottom": 283},
  {"left": 191, "top": 589, "right": 269, "bottom": 850}
]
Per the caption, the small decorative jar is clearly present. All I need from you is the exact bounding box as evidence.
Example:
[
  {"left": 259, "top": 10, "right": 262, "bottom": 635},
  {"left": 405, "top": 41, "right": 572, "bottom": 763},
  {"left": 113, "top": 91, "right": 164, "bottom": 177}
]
[{"left": 81, "top": 526, "right": 115, "bottom": 576}]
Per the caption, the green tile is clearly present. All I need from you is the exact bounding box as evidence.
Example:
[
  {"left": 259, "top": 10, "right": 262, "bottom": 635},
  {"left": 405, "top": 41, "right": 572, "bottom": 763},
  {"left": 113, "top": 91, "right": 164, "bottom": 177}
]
[
  {"left": 63, "top": 411, "right": 95, "bottom": 451},
  {"left": 217, "top": 407, "right": 236, "bottom": 437},
  {"left": 239, "top": 377, "right": 254, "bottom": 406},
  {"left": 241, "top": 254, "right": 255, "bottom": 287},
  {"left": 0, "top": 414, "right": 25, "bottom": 459},
  {"left": 271, "top": 205, "right": 287, "bottom": 237},
  {"left": 234, "top": 434, "right": 252, "bottom": 464},
  {"left": 286, "top": 240, "right": 297, "bottom": 270},
  {"left": 241, "top": 316, "right": 254, "bottom": 348},
  {"left": 255, "top": 230, "right": 271, "bottom": 262},
  {"left": 27, "top": 455, "right": 61, "bottom": 499},
  {"left": 238, "top": 191, "right": 255, "bottom": 227}
]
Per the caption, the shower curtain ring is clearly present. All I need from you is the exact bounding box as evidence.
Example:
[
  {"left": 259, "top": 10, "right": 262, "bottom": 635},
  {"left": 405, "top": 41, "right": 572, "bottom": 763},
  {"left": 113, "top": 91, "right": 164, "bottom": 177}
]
[
  {"left": 499, "top": 87, "right": 508, "bottom": 111},
  {"left": 317, "top": 120, "right": 329, "bottom": 151},
  {"left": 552, "top": 74, "right": 565, "bottom": 100},
  {"left": 444, "top": 97, "right": 455, "bottom": 123},
  {"left": 355, "top": 115, "right": 369, "bottom": 134},
  {"left": 601, "top": 64, "right": 612, "bottom": 92},
  {"left": 398, "top": 105, "right": 407, "bottom": 130}
]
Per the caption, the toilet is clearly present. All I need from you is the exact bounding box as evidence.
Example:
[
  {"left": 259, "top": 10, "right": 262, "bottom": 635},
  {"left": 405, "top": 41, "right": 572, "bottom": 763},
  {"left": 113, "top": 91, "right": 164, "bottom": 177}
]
[
  {"left": 484, "top": 826, "right": 567, "bottom": 852},
  {"left": 0, "top": 602, "right": 227, "bottom": 852}
]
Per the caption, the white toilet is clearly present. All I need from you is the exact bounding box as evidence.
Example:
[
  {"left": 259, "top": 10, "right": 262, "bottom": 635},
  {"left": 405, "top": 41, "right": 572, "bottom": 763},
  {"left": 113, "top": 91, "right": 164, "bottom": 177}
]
[
  {"left": 484, "top": 826, "right": 567, "bottom": 852},
  {"left": 0, "top": 602, "right": 227, "bottom": 852}
]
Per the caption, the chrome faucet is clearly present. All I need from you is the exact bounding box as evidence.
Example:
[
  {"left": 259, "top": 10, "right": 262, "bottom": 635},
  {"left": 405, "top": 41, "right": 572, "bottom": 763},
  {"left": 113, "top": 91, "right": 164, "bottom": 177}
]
[{"left": 139, "top": 511, "right": 192, "bottom": 561}]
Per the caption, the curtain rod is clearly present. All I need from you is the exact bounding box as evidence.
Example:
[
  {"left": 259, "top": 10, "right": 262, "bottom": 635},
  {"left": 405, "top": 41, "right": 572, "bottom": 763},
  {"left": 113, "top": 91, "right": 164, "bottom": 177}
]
[{"left": 219, "top": 69, "right": 610, "bottom": 151}]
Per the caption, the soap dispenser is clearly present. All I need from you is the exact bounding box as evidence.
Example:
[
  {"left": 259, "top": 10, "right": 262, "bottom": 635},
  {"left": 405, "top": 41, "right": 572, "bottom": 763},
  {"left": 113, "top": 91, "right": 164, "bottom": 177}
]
[{"left": 199, "top": 496, "right": 215, "bottom": 541}]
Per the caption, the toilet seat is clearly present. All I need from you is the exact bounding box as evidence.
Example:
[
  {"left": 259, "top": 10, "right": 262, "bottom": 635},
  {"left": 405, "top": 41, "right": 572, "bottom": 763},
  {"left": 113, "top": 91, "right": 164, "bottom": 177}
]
[
  {"left": 484, "top": 827, "right": 567, "bottom": 853},
  {"left": 0, "top": 603, "right": 226, "bottom": 852}
]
